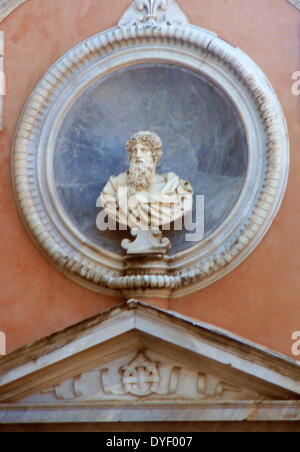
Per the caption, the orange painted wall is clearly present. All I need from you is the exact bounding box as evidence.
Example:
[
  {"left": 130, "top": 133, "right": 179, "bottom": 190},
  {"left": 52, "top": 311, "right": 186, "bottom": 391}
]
[{"left": 0, "top": 0, "right": 299, "bottom": 357}]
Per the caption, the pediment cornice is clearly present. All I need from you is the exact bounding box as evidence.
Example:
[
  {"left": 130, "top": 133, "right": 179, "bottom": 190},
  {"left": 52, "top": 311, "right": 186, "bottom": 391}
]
[
  {"left": 0, "top": 300, "right": 300, "bottom": 423},
  {"left": 1, "top": 301, "right": 300, "bottom": 398}
]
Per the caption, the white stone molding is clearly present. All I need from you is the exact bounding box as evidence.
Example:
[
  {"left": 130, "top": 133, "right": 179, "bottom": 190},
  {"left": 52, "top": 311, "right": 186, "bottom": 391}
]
[
  {"left": 11, "top": 0, "right": 289, "bottom": 298},
  {"left": 0, "top": 301, "right": 300, "bottom": 423},
  {"left": 0, "top": 31, "right": 4, "bottom": 130},
  {"left": 0, "top": 0, "right": 26, "bottom": 22},
  {"left": 1, "top": 401, "right": 300, "bottom": 423},
  {"left": 289, "top": 0, "right": 300, "bottom": 10}
]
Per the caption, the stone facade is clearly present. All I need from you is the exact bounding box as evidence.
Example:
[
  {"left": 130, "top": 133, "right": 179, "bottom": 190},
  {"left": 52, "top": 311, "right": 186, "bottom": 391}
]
[{"left": 0, "top": 0, "right": 299, "bottom": 432}]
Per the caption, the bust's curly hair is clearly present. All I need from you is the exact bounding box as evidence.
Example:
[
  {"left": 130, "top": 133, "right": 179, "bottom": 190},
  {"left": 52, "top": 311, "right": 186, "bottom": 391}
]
[{"left": 126, "top": 131, "right": 163, "bottom": 162}]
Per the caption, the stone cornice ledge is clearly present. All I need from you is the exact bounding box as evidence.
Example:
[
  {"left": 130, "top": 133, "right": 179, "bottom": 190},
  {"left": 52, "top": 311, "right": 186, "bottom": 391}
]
[{"left": 1, "top": 401, "right": 300, "bottom": 423}]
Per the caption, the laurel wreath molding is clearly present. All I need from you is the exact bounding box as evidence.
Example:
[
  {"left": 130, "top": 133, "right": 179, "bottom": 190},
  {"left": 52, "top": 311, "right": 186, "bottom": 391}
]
[{"left": 12, "top": 2, "right": 289, "bottom": 298}]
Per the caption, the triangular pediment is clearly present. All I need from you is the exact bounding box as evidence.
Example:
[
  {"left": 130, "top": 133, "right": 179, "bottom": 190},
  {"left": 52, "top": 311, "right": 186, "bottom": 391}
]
[
  {"left": 0, "top": 301, "right": 300, "bottom": 423},
  {"left": 17, "top": 349, "right": 262, "bottom": 404}
]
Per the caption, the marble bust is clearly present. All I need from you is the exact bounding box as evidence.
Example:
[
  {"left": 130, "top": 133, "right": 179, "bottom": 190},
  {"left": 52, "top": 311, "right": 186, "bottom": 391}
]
[{"left": 97, "top": 131, "right": 193, "bottom": 231}]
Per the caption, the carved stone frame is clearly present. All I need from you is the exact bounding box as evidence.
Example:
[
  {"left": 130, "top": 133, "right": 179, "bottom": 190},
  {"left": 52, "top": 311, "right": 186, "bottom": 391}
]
[{"left": 12, "top": 3, "right": 289, "bottom": 298}]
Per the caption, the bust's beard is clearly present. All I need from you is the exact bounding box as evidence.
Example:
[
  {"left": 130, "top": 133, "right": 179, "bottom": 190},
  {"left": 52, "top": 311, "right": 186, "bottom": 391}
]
[{"left": 128, "top": 161, "right": 154, "bottom": 195}]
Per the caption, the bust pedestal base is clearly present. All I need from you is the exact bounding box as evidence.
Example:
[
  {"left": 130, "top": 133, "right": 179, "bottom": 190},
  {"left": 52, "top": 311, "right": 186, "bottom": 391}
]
[{"left": 121, "top": 230, "right": 171, "bottom": 255}]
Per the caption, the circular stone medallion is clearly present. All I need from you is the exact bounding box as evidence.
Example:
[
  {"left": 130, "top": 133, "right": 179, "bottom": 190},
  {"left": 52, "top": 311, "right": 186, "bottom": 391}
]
[{"left": 13, "top": 22, "right": 289, "bottom": 298}]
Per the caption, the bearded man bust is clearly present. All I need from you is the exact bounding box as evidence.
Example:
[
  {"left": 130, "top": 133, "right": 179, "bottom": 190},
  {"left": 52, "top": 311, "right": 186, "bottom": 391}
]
[{"left": 97, "top": 131, "right": 193, "bottom": 232}]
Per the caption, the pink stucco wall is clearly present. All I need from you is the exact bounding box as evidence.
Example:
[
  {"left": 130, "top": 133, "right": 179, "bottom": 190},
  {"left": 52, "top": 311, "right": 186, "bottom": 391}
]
[{"left": 0, "top": 0, "right": 299, "bottom": 357}]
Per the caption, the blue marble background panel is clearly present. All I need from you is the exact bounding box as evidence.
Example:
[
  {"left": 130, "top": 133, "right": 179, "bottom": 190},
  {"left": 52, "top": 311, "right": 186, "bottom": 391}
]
[{"left": 54, "top": 64, "right": 248, "bottom": 254}]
